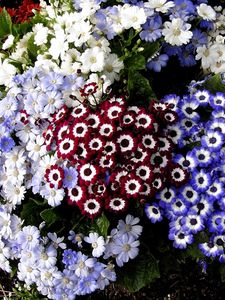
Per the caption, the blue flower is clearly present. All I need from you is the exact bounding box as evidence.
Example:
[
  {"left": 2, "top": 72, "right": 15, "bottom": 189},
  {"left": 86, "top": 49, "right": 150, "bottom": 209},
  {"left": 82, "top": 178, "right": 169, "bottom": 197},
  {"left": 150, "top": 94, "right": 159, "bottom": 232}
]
[
  {"left": 145, "top": 203, "right": 163, "bottom": 223},
  {"left": 173, "top": 152, "right": 197, "bottom": 170},
  {"left": 191, "top": 146, "right": 212, "bottom": 167},
  {"left": 0, "top": 136, "right": 15, "bottom": 153},
  {"left": 147, "top": 54, "right": 169, "bottom": 72},
  {"left": 157, "top": 187, "right": 176, "bottom": 208},
  {"left": 78, "top": 275, "right": 98, "bottom": 295},
  {"left": 63, "top": 167, "right": 78, "bottom": 189},
  {"left": 210, "top": 92, "right": 225, "bottom": 110},
  {"left": 201, "top": 130, "right": 224, "bottom": 152},
  {"left": 178, "top": 45, "right": 196, "bottom": 67},
  {"left": 62, "top": 249, "right": 78, "bottom": 267},
  {"left": 179, "top": 184, "right": 199, "bottom": 205},
  {"left": 181, "top": 213, "right": 204, "bottom": 234},
  {"left": 199, "top": 242, "right": 220, "bottom": 258},
  {"left": 170, "top": 198, "right": 188, "bottom": 216},
  {"left": 140, "top": 16, "right": 162, "bottom": 42},
  {"left": 169, "top": 229, "right": 193, "bottom": 249},
  {"left": 190, "top": 169, "right": 212, "bottom": 193},
  {"left": 179, "top": 97, "right": 200, "bottom": 121},
  {"left": 191, "top": 29, "right": 208, "bottom": 48},
  {"left": 192, "top": 89, "right": 211, "bottom": 106}
]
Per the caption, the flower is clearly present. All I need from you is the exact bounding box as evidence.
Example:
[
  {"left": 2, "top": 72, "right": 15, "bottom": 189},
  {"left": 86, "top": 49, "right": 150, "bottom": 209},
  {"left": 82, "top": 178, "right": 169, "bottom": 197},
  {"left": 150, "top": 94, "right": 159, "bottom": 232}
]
[{"left": 84, "top": 233, "right": 105, "bottom": 258}]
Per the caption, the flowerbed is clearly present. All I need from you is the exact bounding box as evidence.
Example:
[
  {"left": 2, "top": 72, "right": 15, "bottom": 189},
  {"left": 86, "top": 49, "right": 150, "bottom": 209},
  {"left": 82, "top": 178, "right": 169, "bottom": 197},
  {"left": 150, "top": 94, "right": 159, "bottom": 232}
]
[{"left": 0, "top": 0, "right": 225, "bottom": 299}]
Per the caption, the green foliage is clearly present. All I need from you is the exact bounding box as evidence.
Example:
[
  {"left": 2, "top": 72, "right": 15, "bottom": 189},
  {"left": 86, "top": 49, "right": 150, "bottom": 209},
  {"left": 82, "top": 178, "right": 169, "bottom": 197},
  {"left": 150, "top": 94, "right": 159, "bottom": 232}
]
[
  {"left": 20, "top": 198, "right": 46, "bottom": 226},
  {"left": 202, "top": 74, "right": 225, "bottom": 94},
  {"left": 95, "top": 213, "right": 110, "bottom": 238},
  {"left": 27, "top": 35, "right": 39, "bottom": 62},
  {"left": 117, "top": 249, "right": 160, "bottom": 293},
  {"left": 40, "top": 207, "right": 60, "bottom": 228},
  {"left": 0, "top": 8, "right": 12, "bottom": 38}
]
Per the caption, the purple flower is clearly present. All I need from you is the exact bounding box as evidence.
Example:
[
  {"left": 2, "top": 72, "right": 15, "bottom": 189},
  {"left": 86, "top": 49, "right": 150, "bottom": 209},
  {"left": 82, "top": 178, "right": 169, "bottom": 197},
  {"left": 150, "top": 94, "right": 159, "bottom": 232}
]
[
  {"left": 140, "top": 16, "right": 162, "bottom": 42},
  {"left": 147, "top": 54, "right": 169, "bottom": 72},
  {"left": 0, "top": 136, "right": 15, "bottom": 152},
  {"left": 63, "top": 167, "right": 78, "bottom": 189}
]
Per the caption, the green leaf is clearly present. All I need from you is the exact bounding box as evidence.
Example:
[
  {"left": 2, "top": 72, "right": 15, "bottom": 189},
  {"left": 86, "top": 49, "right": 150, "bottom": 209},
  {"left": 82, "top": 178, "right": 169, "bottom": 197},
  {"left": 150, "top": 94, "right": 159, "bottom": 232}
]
[
  {"left": 202, "top": 74, "right": 225, "bottom": 94},
  {"left": 117, "top": 250, "right": 160, "bottom": 293},
  {"left": 40, "top": 207, "right": 59, "bottom": 227},
  {"left": 95, "top": 213, "right": 110, "bottom": 237},
  {"left": 141, "top": 41, "right": 160, "bottom": 59},
  {"left": 125, "top": 54, "right": 146, "bottom": 71},
  {"left": 0, "top": 8, "right": 12, "bottom": 38},
  {"left": 128, "top": 70, "right": 156, "bottom": 101},
  {"left": 20, "top": 198, "right": 43, "bottom": 226},
  {"left": 27, "top": 34, "right": 39, "bottom": 62}
]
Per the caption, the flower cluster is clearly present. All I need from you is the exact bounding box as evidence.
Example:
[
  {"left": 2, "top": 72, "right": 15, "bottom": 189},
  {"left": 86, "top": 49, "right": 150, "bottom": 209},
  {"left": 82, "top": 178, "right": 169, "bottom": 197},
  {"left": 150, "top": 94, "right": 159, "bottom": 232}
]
[
  {"left": 146, "top": 86, "right": 225, "bottom": 261},
  {"left": 0, "top": 208, "right": 142, "bottom": 299},
  {"left": 0, "top": 0, "right": 224, "bottom": 90}
]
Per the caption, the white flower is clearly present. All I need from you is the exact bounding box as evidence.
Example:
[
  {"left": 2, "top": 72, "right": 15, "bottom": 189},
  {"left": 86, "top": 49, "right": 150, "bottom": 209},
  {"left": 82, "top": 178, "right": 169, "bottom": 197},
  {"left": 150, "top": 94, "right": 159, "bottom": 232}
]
[
  {"left": 48, "top": 30, "right": 69, "bottom": 60},
  {"left": 162, "top": 18, "right": 193, "bottom": 46},
  {"left": 80, "top": 46, "right": 105, "bottom": 73},
  {"left": 2, "top": 34, "right": 15, "bottom": 50},
  {"left": 4, "top": 146, "right": 26, "bottom": 169},
  {"left": 145, "top": 0, "right": 174, "bottom": 13},
  {"left": 197, "top": 3, "right": 216, "bottom": 21},
  {"left": 67, "top": 20, "right": 92, "bottom": 46},
  {"left": 40, "top": 183, "right": 65, "bottom": 207},
  {"left": 103, "top": 53, "right": 124, "bottom": 83},
  {"left": 0, "top": 211, "right": 12, "bottom": 238},
  {"left": 4, "top": 183, "right": 26, "bottom": 207},
  {"left": 33, "top": 23, "right": 49, "bottom": 46},
  {"left": 196, "top": 45, "right": 219, "bottom": 70},
  {"left": 26, "top": 135, "right": 47, "bottom": 161},
  {"left": 0, "top": 56, "right": 17, "bottom": 86},
  {"left": 84, "top": 232, "right": 105, "bottom": 258},
  {"left": 120, "top": 4, "right": 147, "bottom": 30},
  {"left": 117, "top": 215, "right": 143, "bottom": 239}
]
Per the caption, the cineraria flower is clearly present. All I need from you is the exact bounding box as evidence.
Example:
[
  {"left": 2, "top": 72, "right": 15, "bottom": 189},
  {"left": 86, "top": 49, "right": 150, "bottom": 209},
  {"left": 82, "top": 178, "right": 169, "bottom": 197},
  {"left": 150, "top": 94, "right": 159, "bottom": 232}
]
[
  {"left": 63, "top": 167, "right": 78, "bottom": 189},
  {"left": 17, "top": 225, "right": 40, "bottom": 250},
  {"left": 145, "top": 203, "right": 163, "bottom": 223},
  {"left": 117, "top": 214, "right": 142, "bottom": 239},
  {"left": 197, "top": 3, "right": 216, "bottom": 21},
  {"left": 112, "top": 234, "right": 140, "bottom": 267},
  {"left": 84, "top": 232, "right": 105, "bottom": 258},
  {"left": 162, "top": 18, "right": 193, "bottom": 46}
]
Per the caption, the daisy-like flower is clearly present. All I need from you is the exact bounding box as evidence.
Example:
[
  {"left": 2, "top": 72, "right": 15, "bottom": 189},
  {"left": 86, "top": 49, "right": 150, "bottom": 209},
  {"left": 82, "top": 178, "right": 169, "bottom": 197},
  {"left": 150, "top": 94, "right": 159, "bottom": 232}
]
[
  {"left": 192, "top": 90, "right": 211, "bottom": 106},
  {"left": 162, "top": 18, "right": 193, "bottom": 46},
  {"left": 67, "top": 185, "right": 85, "bottom": 204},
  {"left": 181, "top": 214, "right": 204, "bottom": 234},
  {"left": 191, "top": 147, "right": 212, "bottom": 167},
  {"left": 57, "top": 136, "right": 78, "bottom": 159},
  {"left": 145, "top": 203, "right": 163, "bottom": 223},
  {"left": 81, "top": 198, "right": 102, "bottom": 218},
  {"left": 207, "top": 180, "right": 224, "bottom": 201},
  {"left": 180, "top": 99, "right": 199, "bottom": 121},
  {"left": 84, "top": 232, "right": 105, "bottom": 258},
  {"left": 17, "top": 225, "right": 40, "bottom": 250},
  {"left": 86, "top": 113, "right": 100, "bottom": 129},
  {"left": 201, "top": 130, "right": 224, "bottom": 151},
  {"left": 112, "top": 234, "right": 140, "bottom": 267},
  {"left": 88, "top": 137, "right": 104, "bottom": 153},
  {"left": 99, "top": 123, "right": 116, "bottom": 138},
  {"left": 191, "top": 169, "right": 211, "bottom": 193},
  {"left": 122, "top": 176, "right": 142, "bottom": 198},
  {"left": 157, "top": 187, "right": 176, "bottom": 208},
  {"left": 169, "top": 230, "right": 193, "bottom": 249},
  {"left": 134, "top": 112, "right": 154, "bottom": 130},
  {"left": 135, "top": 164, "right": 153, "bottom": 182},
  {"left": 45, "top": 164, "right": 64, "bottom": 189},
  {"left": 4, "top": 183, "right": 26, "bottom": 207},
  {"left": 210, "top": 93, "right": 225, "bottom": 110},
  {"left": 199, "top": 242, "right": 220, "bottom": 258},
  {"left": 80, "top": 46, "right": 105, "bottom": 73},
  {"left": 106, "top": 104, "right": 124, "bottom": 121},
  {"left": 120, "top": 4, "right": 147, "bottom": 30},
  {"left": 197, "top": 3, "right": 216, "bottom": 21},
  {"left": 191, "top": 196, "right": 213, "bottom": 218},
  {"left": 26, "top": 135, "right": 47, "bottom": 161},
  {"left": 145, "top": 0, "right": 174, "bottom": 13},
  {"left": 63, "top": 167, "right": 78, "bottom": 189},
  {"left": 71, "top": 121, "right": 89, "bottom": 139},
  {"left": 71, "top": 104, "right": 89, "bottom": 120},
  {"left": 79, "top": 163, "right": 98, "bottom": 183},
  {"left": 106, "top": 197, "right": 128, "bottom": 213},
  {"left": 40, "top": 184, "right": 65, "bottom": 207},
  {"left": 169, "top": 164, "right": 188, "bottom": 186},
  {"left": 141, "top": 134, "right": 158, "bottom": 151},
  {"left": 131, "top": 145, "right": 148, "bottom": 164},
  {"left": 179, "top": 185, "right": 199, "bottom": 205},
  {"left": 174, "top": 153, "right": 197, "bottom": 170},
  {"left": 170, "top": 198, "right": 188, "bottom": 216},
  {"left": 117, "top": 133, "right": 136, "bottom": 153},
  {"left": 80, "top": 82, "right": 98, "bottom": 97},
  {"left": 195, "top": 45, "right": 219, "bottom": 70}
]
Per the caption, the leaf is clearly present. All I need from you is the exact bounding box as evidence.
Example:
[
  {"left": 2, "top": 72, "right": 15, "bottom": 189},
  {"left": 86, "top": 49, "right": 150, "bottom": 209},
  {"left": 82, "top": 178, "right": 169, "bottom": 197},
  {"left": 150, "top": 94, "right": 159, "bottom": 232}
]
[
  {"left": 20, "top": 198, "right": 43, "bottom": 226},
  {"left": 117, "top": 249, "right": 160, "bottom": 292},
  {"left": 0, "top": 8, "right": 12, "bottom": 38},
  {"left": 125, "top": 54, "right": 146, "bottom": 71},
  {"left": 128, "top": 70, "right": 156, "bottom": 101},
  {"left": 141, "top": 41, "right": 160, "bottom": 59},
  {"left": 202, "top": 74, "right": 225, "bottom": 94},
  {"left": 27, "top": 34, "right": 39, "bottom": 62},
  {"left": 40, "top": 207, "right": 60, "bottom": 227},
  {"left": 95, "top": 213, "right": 110, "bottom": 237}
]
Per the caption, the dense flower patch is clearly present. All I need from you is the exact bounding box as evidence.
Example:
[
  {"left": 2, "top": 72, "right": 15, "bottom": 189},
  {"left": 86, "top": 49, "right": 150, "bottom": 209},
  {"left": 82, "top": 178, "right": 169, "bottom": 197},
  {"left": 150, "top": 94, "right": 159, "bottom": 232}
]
[{"left": 1, "top": 0, "right": 225, "bottom": 299}]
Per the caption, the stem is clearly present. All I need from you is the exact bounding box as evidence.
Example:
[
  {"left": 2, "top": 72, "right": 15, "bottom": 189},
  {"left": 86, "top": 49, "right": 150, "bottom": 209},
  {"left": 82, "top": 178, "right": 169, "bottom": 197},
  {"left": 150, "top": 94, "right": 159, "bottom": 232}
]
[{"left": 0, "top": 283, "right": 9, "bottom": 300}]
